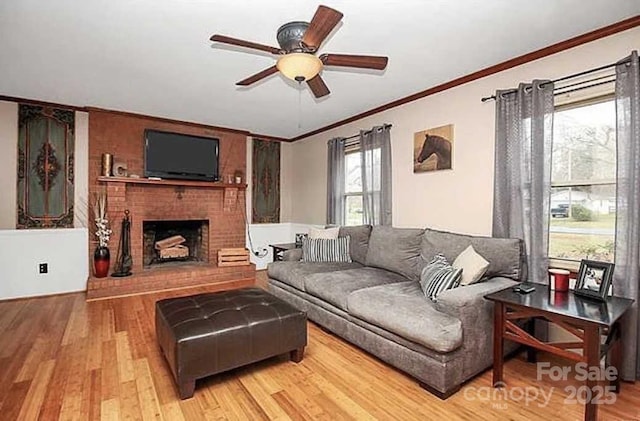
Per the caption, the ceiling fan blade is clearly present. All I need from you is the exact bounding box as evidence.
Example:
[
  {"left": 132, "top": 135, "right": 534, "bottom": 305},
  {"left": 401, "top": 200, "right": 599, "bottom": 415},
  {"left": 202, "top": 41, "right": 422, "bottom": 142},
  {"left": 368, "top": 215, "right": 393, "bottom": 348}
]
[
  {"left": 236, "top": 66, "right": 279, "bottom": 86},
  {"left": 320, "top": 54, "right": 388, "bottom": 70},
  {"left": 210, "top": 34, "right": 281, "bottom": 55},
  {"left": 307, "top": 74, "right": 330, "bottom": 98},
  {"left": 302, "top": 5, "right": 343, "bottom": 50}
]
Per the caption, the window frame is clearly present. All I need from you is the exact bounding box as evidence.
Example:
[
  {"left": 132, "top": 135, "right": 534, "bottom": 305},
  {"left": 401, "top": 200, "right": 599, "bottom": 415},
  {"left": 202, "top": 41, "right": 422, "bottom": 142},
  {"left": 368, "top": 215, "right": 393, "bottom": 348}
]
[
  {"left": 548, "top": 93, "right": 617, "bottom": 268},
  {"left": 343, "top": 145, "right": 364, "bottom": 226},
  {"left": 341, "top": 141, "right": 384, "bottom": 226}
]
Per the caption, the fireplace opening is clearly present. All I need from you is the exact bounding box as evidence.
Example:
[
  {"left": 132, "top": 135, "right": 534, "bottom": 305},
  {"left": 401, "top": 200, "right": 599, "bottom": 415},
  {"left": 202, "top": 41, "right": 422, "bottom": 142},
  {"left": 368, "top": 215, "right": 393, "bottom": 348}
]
[{"left": 143, "top": 220, "right": 209, "bottom": 268}]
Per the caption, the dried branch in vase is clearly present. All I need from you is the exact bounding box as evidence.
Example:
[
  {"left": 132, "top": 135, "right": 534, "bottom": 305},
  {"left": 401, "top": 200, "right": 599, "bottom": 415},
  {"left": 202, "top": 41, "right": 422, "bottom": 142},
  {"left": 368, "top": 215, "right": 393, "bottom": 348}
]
[{"left": 93, "top": 188, "right": 112, "bottom": 247}]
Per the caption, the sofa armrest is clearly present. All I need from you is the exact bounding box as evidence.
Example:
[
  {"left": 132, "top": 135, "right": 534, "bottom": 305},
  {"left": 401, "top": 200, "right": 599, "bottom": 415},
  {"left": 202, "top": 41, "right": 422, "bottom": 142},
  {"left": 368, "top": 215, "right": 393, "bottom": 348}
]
[
  {"left": 435, "top": 277, "right": 517, "bottom": 320},
  {"left": 282, "top": 248, "right": 302, "bottom": 261},
  {"left": 434, "top": 277, "right": 517, "bottom": 381}
]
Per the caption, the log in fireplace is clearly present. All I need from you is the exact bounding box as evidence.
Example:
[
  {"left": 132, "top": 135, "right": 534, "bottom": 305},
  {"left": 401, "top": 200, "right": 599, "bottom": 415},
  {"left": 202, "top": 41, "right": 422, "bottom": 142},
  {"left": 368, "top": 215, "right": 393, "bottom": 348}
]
[{"left": 143, "top": 220, "right": 209, "bottom": 267}]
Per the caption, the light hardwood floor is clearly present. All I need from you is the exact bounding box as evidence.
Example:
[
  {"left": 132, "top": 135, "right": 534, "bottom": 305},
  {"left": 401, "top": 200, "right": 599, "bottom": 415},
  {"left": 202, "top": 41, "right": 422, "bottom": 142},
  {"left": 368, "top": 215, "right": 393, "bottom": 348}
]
[{"left": 0, "top": 275, "right": 639, "bottom": 420}]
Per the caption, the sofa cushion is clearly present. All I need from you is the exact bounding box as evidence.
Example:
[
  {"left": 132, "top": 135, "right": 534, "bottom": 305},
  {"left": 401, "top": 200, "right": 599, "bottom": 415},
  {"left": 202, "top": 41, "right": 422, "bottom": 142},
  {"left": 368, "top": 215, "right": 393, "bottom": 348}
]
[
  {"left": 302, "top": 237, "right": 352, "bottom": 263},
  {"left": 347, "top": 281, "right": 463, "bottom": 353},
  {"left": 305, "top": 267, "right": 408, "bottom": 311},
  {"left": 421, "top": 228, "right": 524, "bottom": 281},
  {"left": 365, "top": 226, "right": 425, "bottom": 282},
  {"left": 453, "top": 245, "right": 490, "bottom": 286},
  {"left": 419, "top": 254, "right": 462, "bottom": 301},
  {"left": 308, "top": 226, "right": 339, "bottom": 239},
  {"left": 339, "top": 225, "right": 372, "bottom": 265},
  {"left": 267, "top": 261, "right": 362, "bottom": 291}
]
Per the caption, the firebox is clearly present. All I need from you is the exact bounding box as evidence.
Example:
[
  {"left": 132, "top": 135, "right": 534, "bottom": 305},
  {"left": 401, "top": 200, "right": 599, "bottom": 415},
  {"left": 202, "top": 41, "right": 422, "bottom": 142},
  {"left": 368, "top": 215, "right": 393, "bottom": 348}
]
[{"left": 143, "top": 220, "right": 209, "bottom": 267}]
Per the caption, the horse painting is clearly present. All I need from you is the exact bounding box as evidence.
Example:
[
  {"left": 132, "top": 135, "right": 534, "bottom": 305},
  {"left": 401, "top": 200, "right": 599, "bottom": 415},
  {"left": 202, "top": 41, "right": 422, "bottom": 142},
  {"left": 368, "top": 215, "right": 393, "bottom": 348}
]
[{"left": 415, "top": 134, "right": 452, "bottom": 171}]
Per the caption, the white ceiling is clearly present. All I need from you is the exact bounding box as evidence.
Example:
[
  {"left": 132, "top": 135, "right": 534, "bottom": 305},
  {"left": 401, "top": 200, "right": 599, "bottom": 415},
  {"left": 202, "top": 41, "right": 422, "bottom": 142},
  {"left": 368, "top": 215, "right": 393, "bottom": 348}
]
[{"left": 0, "top": 1, "right": 638, "bottom": 139}]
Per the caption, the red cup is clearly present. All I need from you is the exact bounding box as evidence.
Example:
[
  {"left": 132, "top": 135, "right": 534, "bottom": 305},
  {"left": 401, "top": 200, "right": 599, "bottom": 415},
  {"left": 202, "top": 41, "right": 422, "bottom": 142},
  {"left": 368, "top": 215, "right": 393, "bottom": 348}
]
[{"left": 549, "top": 269, "right": 570, "bottom": 292}]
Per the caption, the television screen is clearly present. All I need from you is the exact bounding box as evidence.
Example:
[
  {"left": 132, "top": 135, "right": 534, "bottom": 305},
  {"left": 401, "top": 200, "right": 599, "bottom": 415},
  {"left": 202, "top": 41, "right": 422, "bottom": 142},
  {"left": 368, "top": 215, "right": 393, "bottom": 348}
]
[{"left": 144, "top": 130, "right": 219, "bottom": 181}]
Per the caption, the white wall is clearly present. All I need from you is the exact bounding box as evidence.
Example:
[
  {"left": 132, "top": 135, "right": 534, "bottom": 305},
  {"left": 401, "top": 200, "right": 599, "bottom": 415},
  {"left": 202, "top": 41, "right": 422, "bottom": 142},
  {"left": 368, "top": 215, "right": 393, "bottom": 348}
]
[
  {"left": 0, "top": 104, "right": 89, "bottom": 299},
  {"left": 0, "top": 228, "right": 88, "bottom": 299},
  {"left": 289, "top": 27, "right": 640, "bottom": 235},
  {"left": 246, "top": 222, "right": 316, "bottom": 269}
]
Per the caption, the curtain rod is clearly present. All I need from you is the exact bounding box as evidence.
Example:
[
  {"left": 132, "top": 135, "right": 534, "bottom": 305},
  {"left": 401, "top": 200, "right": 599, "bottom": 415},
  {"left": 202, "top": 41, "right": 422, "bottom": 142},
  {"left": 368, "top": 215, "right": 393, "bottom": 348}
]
[
  {"left": 480, "top": 57, "right": 630, "bottom": 102},
  {"left": 343, "top": 124, "right": 393, "bottom": 142},
  {"left": 554, "top": 78, "right": 615, "bottom": 97}
]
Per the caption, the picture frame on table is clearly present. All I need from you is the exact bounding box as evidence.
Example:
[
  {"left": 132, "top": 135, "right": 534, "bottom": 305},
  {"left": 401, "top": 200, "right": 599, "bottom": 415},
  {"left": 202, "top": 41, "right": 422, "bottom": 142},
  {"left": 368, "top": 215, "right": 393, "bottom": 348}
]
[
  {"left": 573, "top": 259, "right": 614, "bottom": 301},
  {"left": 295, "top": 233, "right": 307, "bottom": 247}
]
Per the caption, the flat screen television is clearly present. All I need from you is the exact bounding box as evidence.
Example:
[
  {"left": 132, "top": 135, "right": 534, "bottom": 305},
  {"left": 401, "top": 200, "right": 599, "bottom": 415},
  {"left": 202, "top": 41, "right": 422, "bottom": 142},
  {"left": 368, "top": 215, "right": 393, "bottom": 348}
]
[{"left": 144, "top": 129, "right": 219, "bottom": 181}]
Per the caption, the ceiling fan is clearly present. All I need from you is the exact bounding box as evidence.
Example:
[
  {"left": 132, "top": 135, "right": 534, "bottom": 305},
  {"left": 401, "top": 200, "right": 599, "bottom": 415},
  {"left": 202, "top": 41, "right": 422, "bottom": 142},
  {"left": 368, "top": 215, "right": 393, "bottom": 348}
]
[{"left": 210, "top": 5, "right": 388, "bottom": 98}]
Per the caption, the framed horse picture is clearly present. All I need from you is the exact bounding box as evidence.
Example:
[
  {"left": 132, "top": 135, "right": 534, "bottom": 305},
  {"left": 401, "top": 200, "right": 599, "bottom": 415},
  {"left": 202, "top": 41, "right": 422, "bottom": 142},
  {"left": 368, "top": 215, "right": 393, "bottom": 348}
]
[{"left": 413, "top": 124, "right": 453, "bottom": 173}]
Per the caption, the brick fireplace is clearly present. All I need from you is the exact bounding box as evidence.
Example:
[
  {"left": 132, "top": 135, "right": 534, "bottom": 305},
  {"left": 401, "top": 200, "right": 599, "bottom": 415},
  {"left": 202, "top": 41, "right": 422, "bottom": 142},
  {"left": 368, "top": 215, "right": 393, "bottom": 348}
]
[{"left": 86, "top": 109, "right": 255, "bottom": 300}]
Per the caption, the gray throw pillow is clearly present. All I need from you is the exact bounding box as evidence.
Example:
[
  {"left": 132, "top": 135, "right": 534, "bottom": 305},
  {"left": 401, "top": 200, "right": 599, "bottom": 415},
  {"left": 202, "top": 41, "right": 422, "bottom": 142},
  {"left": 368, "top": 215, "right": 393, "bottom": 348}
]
[
  {"left": 365, "top": 226, "right": 425, "bottom": 281},
  {"left": 338, "top": 225, "right": 372, "bottom": 265},
  {"left": 302, "top": 237, "right": 352, "bottom": 263},
  {"left": 419, "top": 253, "right": 462, "bottom": 301}
]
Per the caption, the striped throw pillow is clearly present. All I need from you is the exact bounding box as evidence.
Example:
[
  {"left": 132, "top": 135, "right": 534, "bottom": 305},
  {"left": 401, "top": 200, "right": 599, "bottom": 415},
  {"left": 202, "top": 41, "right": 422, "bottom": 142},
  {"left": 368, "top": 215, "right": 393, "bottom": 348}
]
[
  {"left": 419, "top": 253, "right": 462, "bottom": 301},
  {"left": 302, "top": 236, "right": 352, "bottom": 263}
]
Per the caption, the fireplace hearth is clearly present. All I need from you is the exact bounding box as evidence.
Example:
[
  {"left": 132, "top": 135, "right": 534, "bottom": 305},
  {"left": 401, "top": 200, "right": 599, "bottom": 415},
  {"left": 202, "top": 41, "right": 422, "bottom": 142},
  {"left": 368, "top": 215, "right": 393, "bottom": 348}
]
[{"left": 143, "top": 220, "right": 209, "bottom": 267}]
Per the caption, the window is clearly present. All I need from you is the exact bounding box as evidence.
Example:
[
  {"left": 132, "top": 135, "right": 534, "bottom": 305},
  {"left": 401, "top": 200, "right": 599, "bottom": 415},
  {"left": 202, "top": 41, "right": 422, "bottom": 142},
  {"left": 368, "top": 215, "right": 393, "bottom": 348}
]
[
  {"left": 344, "top": 150, "right": 364, "bottom": 226},
  {"left": 343, "top": 146, "right": 382, "bottom": 226},
  {"left": 549, "top": 97, "right": 616, "bottom": 263}
]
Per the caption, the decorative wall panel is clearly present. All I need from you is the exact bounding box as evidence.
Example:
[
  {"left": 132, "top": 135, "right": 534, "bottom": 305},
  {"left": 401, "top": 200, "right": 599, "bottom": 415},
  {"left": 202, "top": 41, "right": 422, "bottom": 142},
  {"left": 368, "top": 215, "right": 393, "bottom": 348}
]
[
  {"left": 17, "top": 105, "right": 75, "bottom": 228},
  {"left": 252, "top": 139, "right": 280, "bottom": 223}
]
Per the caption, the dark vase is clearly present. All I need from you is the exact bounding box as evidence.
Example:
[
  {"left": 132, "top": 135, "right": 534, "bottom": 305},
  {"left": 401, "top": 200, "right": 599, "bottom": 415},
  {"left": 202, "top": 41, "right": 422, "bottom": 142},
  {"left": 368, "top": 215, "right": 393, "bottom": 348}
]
[{"left": 94, "top": 246, "right": 110, "bottom": 278}]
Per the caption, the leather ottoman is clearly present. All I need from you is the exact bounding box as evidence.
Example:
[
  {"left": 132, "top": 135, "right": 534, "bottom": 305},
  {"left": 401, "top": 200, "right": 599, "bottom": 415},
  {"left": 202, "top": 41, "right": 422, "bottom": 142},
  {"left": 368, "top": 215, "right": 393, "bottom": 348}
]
[{"left": 156, "top": 287, "right": 307, "bottom": 399}]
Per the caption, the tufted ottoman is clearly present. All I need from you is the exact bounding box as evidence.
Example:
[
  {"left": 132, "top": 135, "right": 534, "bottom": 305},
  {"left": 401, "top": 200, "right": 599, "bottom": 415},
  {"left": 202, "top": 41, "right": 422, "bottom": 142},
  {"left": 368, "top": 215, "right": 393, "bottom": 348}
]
[{"left": 156, "top": 288, "right": 307, "bottom": 399}]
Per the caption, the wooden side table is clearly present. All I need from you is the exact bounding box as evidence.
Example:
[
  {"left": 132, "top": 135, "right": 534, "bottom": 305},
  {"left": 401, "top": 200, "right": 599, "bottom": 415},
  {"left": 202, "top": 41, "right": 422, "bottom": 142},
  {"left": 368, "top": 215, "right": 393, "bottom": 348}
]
[
  {"left": 269, "top": 243, "right": 298, "bottom": 262},
  {"left": 485, "top": 284, "right": 633, "bottom": 421}
]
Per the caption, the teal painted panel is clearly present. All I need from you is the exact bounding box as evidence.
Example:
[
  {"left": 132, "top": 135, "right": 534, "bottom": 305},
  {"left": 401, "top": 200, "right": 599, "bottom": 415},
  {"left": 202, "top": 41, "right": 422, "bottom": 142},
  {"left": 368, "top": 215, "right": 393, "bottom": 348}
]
[
  {"left": 17, "top": 105, "right": 75, "bottom": 229},
  {"left": 252, "top": 139, "right": 280, "bottom": 223},
  {"left": 27, "top": 117, "right": 47, "bottom": 216}
]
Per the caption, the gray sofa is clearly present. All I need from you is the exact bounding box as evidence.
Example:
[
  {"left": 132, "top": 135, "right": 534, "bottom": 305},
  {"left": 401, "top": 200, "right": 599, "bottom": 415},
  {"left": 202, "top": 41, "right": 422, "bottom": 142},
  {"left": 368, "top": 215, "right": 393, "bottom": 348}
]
[{"left": 267, "top": 225, "right": 526, "bottom": 398}]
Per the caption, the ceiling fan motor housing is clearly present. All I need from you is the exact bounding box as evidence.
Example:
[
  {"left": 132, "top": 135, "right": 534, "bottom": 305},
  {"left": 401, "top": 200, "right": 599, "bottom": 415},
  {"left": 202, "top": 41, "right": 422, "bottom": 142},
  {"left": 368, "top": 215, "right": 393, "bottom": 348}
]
[{"left": 277, "top": 21, "right": 310, "bottom": 52}]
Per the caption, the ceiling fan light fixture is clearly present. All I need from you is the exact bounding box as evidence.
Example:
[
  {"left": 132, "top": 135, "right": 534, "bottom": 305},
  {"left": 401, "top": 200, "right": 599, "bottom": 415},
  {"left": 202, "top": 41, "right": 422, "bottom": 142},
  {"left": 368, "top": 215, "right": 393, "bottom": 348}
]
[{"left": 276, "top": 53, "right": 322, "bottom": 82}]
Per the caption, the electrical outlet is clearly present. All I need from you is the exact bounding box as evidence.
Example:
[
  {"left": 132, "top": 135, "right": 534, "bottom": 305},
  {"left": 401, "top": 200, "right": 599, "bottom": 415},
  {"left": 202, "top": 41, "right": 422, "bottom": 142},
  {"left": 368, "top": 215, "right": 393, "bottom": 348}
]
[{"left": 39, "top": 263, "right": 48, "bottom": 274}]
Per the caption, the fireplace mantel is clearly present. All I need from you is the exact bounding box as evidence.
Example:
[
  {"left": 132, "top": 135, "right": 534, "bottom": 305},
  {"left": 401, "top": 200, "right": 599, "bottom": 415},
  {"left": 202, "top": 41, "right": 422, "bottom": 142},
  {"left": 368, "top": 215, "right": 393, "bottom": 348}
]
[{"left": 97, "top": 176, "right": 247, "bottom": 189}]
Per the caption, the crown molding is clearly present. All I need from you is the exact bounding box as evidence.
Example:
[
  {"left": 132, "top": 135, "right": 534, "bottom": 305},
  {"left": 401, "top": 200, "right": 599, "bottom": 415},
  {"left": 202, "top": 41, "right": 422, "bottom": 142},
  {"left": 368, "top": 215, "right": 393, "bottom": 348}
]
[{"left": 289, "top": 15, "right": 640, "bottom": 142}]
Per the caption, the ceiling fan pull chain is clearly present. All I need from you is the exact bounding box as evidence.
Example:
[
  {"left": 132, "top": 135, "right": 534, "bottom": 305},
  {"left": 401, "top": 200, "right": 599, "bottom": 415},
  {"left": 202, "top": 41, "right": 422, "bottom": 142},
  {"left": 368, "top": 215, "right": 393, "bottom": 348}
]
[{"left": 298, "top": 83, "right": 302, "bottom": 129}]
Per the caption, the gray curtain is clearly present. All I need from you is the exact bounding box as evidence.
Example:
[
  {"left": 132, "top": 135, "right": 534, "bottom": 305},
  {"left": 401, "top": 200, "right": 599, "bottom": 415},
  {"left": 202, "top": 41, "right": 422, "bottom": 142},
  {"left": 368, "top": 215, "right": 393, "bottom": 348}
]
[
  {"left": 327, "top": 137, "right": 346, "bottom": 225},
  {"left": 614, "top": 50, "right": 640, "bottom": 380},
  {"left": 360, "top": 125, "right": 392, "bottom": 225},
  {"left": 492, "top": 80, "right": 554, "bottom": 284}
]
